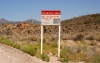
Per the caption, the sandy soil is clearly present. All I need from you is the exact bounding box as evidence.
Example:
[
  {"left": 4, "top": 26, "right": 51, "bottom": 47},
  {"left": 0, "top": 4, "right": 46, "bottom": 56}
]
[{"left": 0, "top": 44, "right": 60, "bottom": 63}]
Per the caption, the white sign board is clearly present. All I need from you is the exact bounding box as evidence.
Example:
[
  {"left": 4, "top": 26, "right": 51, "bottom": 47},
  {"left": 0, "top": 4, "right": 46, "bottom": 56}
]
[
  {"left": 41, "top": 10, "right": 61, "bottom": 25},
  {"left": 41, "top": 10, "right": 61, "bottom": 57}
]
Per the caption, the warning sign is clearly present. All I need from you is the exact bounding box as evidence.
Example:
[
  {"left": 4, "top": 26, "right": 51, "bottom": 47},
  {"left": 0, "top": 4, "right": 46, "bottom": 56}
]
[{"left": 41, "top": 10, "right": 61, "bottom": 25}]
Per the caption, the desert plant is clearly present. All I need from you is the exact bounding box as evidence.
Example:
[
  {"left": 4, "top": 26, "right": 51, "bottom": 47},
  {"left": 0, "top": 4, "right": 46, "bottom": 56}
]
[
  {"left": 60, "top": 47, "right": 70, "bottom": 62},
  {"left": 0, "top": 38, "right": 21, "bottom": 49},
  {"left": 51, "top": 41, "right": 58, "bottom": 48},
  {"left": 60, "top": 47, "right": 70, "bottom": 58},
  {"left": 92, "top": 53, "right": 100, "bottom": 63},
  {"left": 51, "top": 48, "right": 57, "bottom": 55},
  {"left": 12, "top": 43, "right": 21, "bottom": 49},
  {"left": 21, "top": 44, "right": 37, "bottom": 56},
  {"left": 28, "top": 36, "right": 37, "bottom": 41},
  {"left": 41, "top": 53, "right": 50, "bottom": 62},
  {"left": 97, "top": 37, "right": 100, "bottom": 42},
  {"left": 59, "top": 58, "right": 68, "bottom": 63},
  {"left": 86, "top": 36, "right": 95, "bottom": 40},
  {"left": 43, "top": 43, "right": 51, "bottom": 54},
  {"left": 74, "top": 34, "right": 84, "bottom": 41},
  {"left": 0, "top": 38, "right": 14, "bottom": 46},
  {"left": 77, "top": 43, "right": 87, "bottom": 53}
]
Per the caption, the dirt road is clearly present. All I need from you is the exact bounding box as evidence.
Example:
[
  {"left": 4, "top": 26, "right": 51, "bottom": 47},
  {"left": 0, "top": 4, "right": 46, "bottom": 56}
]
[{"left": 0, "top": 44, "right": 60, "bottom": 63}]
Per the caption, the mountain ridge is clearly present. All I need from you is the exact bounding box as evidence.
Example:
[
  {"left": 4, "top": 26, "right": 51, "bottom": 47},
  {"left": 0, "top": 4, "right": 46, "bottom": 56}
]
[{"left": 0, "top": 18, "right": 40, "bottom": 25}]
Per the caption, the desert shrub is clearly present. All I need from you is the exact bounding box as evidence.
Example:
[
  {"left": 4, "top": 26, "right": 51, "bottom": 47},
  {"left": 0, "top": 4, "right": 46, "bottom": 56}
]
[
  {"left": 51, "top": 48, "right": 57, "bottom": 55},
  {"left": 21, "top": 44, "right": 37, "bottom": 56},
  {"left": 51, "top": 41, "right": 58, "bottom": 48},
  {"left": 35, "top": 52, "right": 41, "bottom": 58},
  {"left": 43, "top": 38, "right": 47, "bottom": 43},
  {"left": 60, "top": 44, "right": 63, "bottom": 49},
  {"left": 74, "top": 34, "right": 84, "bottom": 41},
  {"left": 35, "top": 43, "right": 41, "bottom": 58},
  {"left": 60, "top": 44, "right": 88, "bottom": 62},
  {"left": 86, "top": 36, "right": 95, "bottom": 40},
  {"left": 43, "top": 43, "right": 51, "bottom": 54},
  {"left": 41, "top": 53, "right": 50, "bottom": 62},
  {"left": 60, "top": 47, "right": 70, "bottom": 62},
  {"left": 77, "top": 43, "right": 87, "bottom": 53},
  {"left": 92, "top": 53, "right": 100, "bottom": 63},
  {"left": 50, "top": 36, "right": 57, "bottom": 42},
  {"left": 0, "top": 38, "right": 21, "bottom": 49},
  {"left": 34, "top": 42, "right": 41, "bottom": 49},
  {"left": 0, "top": 38, "right": 14, "bottom": 46},
  {"left": 20, "top": 38, "right": 28, "bottom": 41},
  {"left": 97, "top": 37, "right": 100, "bottom": 42},
  {"left": 77, "top": 52, "right": 86, "bottom": 61},
  {"left": 28, "top": 36, "right": 38, "bottom": 41},
  {"left": 60, "top": 47, "right": 70, "bottom": 58},
  {"left": 13, "top": 43, "right": 21, "bottom": 49},
  {"left": 59, "top": 58, "right": 68, "bottom": 63}
]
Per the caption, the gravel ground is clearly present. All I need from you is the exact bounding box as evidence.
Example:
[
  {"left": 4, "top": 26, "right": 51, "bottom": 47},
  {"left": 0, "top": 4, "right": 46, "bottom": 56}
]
[{"left": 0, "top": 44, "right": 61, "bottom": 63}]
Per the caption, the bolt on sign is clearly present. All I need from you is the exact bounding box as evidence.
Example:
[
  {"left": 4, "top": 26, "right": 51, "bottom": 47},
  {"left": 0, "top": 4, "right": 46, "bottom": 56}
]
[{"left": 41, "top": 10, "right": 61, "bottom": 25}]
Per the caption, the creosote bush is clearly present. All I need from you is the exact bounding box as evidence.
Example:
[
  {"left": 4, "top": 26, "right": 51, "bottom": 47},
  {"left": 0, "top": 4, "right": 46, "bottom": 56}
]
[
  {"left": 20, "top": 44, "right": 37, "bottom": 56},
  {"left": 92, "top": 53, "right": 100, "bottom": 63},
  {"left": 74, "top": 34, "right": 84, "bottom": 41},
  {"left": 86, "top": 36, "right": 95, "bottom": 40},
  {"left": 59, "top": 58, "right": 68, "bottom": 63},
  {"left": 0, "top": 38, "right": 21, "bottom": 49},
  {"left": 60, "top": 47, "right": 70, "bottom": 58},
  {"left": 41, "top": 53, "right": 50, "bottom": 62},
  {"left": 60, "top": 47, "right": 70, "bottom": 62}
]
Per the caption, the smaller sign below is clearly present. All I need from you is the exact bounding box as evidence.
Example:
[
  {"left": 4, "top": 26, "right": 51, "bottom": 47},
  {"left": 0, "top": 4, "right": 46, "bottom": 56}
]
[{"left": 41, "top": 10, "right": 61, "bottom": 25}]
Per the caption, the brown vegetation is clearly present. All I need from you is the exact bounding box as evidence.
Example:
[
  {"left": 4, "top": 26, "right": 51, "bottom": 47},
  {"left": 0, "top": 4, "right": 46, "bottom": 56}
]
[{"left": 0, "top": 13, "right": 100, "bottom": 63}]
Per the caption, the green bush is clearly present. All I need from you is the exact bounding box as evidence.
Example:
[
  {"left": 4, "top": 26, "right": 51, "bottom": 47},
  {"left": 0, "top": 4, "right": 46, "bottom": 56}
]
[
  {"left": 77, "top": 43, "right": 87, "bottom": 53},
  {"left": 60, "top": 47, "right": 70, "bottom": 58},
  {"left": 0, "top": 38, "right": 21, "bottom": 49},
  {"left": 41, "top": 53, "right": 50, "bottom": 62},
  {"left": 92, "top": 53, "right": 100, "bottom": 63},
  {"left": 60, "top": 58, "right": 68, "bottom": 63},
  {"left": 0, "top": 38, "right": 14, "bottom": 46},
  {"left": 13, "top": 43, "right": 21, "bottom": 49},
  {"left": 51, "top": 48, "right": 57, "bottom": 55},
  {"left": 21, "top": 44, "right": 37, "bottom": 56},
  {"left": 51, "top": 42, "right": 58, "bottom": 48},
  {"left": 60, "top": 47, "right": 69, "bottom": 62},
  {"left": 43, "top": 43, "right": 51, "bottom": 54}
]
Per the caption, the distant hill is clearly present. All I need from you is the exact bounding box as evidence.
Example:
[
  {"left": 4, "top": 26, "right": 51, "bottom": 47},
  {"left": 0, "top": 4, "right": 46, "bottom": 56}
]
[
  {"left": 0, "top": 18, "right": 9, "bottom": 25},
  {"left": 0, "top": 18, "right": 40, "bottom": 24},
  {"left": 24, "top": 19, "right": 41, "bottom": 24}
]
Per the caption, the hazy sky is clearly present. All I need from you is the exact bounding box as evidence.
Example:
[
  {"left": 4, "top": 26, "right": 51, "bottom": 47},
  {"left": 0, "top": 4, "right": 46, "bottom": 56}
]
[{"left": 0, "top": 0, "right": 100, "bottom": 21}]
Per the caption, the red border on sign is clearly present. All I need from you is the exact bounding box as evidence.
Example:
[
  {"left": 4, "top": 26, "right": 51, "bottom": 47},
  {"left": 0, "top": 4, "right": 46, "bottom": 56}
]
[{"left": 41, "top": 10, "right": 61, "bottom": 15}]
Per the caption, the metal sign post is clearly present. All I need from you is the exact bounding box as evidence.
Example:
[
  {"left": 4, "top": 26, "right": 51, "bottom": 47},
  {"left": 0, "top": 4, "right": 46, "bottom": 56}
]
[
  {"left": 58, "top": 25, "right": 61, "bottom": 57},
  {"left": 41, "top": 25, "right": 43, "bottom": 54},
  {"left": 41, "top": 10, "right": 61, "bottom": 57}
]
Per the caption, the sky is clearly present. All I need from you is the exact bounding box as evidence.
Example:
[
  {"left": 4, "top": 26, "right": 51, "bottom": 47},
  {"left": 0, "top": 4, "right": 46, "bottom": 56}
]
[{"left": 0, "top": 0, "right": 100, "bottom": 21}]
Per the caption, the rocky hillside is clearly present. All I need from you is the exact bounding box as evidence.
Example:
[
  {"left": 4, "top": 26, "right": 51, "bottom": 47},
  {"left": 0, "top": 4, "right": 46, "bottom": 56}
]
[
  {"left": 62, "top": 14, "right": 100, "bottom": 33},
  {"left": 0, "top": 14, "right": 100, "bottom": 41}
]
